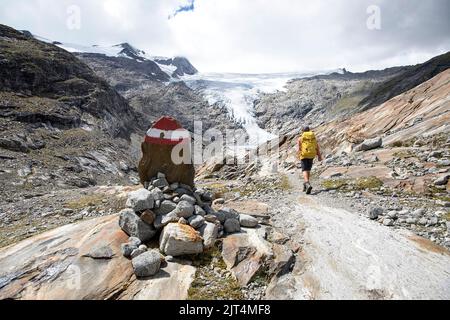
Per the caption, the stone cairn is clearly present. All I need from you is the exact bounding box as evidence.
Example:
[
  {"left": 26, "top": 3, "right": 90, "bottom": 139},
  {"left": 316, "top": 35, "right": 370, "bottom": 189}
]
[{"left": 118, "top": 172, "right": 260, "bottom": 277}]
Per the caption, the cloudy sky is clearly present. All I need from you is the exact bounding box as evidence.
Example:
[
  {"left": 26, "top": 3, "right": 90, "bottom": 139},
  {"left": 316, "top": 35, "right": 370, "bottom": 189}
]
[{"left": 1, "top": 0, "right": 449, "bottom": 73}]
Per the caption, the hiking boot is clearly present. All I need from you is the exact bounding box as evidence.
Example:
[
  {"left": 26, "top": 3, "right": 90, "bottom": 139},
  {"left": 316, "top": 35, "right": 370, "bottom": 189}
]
[
  {"left": 303, "top": 183, "right": 307, "bottom": 192},
  {"left": 306, "top": 183, "right": 313, "bottom": 195}
]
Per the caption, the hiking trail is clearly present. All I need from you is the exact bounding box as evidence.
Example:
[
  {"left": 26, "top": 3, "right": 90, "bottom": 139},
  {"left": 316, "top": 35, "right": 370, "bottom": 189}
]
[{"left": 266, "top": 173, "right": 450, "bottom": 300}]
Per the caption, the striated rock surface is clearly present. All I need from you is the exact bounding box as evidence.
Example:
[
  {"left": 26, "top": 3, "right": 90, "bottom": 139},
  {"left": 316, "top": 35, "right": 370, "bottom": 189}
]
[
  {"left": 0, "top": 215, "right": 196, "bottom": 300},
  {"left": 222, "top": 227, "right": 273, "bottom": 286}
]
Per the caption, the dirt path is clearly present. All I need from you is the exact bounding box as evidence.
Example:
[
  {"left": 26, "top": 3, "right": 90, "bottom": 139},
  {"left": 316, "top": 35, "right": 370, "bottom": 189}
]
[{"left": 266, "top": 173, "right": 450, "bottom": 300}]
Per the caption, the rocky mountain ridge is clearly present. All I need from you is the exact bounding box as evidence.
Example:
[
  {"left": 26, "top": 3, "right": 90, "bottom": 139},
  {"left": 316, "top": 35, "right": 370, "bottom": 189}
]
[
  {"left": 41, "top": 36, "right": 198, "bottom": 80},
  {"left": 74, "top": 53, "right": 236, "bottom": 134},
  {"left": 254, "top": 52, "right": 450, "bottom": 134},
  {"left": 0, "top": 24, "right": 144, "bottom": 200}
]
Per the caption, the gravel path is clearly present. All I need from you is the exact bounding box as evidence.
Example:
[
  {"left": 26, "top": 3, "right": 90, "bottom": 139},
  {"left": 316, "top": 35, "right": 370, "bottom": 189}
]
[{"left": 266, "top": 173, "right": 450, "bottom": 300}]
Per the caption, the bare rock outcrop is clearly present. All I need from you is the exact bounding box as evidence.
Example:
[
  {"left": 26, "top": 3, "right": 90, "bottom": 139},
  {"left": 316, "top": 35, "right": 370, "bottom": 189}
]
[{"left": 0, "top": 215, "right": 195, "bottom": 300}]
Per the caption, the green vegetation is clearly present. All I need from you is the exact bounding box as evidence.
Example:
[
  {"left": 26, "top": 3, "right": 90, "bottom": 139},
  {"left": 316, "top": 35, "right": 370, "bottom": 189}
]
[
  {"left": 65, "top": 194, "right": 105, "bottom": 210},
  {"left": 392, "top": 150, "right": 414, "bottom": 159},
  {"left": 188, "top": 245, "right": 243, "bottom": 300},
  {"left": 333, "top": 94, "right": 365, "bottom": 114},
  {"left": 322, "top": 178, "right": 349, "bottom": 190},
  {"left": 391, "top": 141, "right": 405, "bottom": 148},
  {"left": 354, "top": 176, "right": 384, "bottom": 190},
  {"left": 250, "top": 265, "right": 271, "bottom": 286},
  {"left": 322, "top": 176, "right": 383, "bottom": 191},
  {"left": 279, "top": 174, "right": 292, "bottom": 191},
  {"left": 202, "top": 175, "right": 292, "bottom": 199}
]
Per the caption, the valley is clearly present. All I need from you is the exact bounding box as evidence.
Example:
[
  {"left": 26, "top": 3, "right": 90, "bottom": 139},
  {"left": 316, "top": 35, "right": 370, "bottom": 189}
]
[{"left": 0, "top": 23, "right": 449, "bottom": 300}]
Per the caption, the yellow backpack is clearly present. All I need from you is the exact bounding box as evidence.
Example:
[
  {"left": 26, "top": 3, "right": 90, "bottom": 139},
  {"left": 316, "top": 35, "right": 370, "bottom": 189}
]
[{"left": 299, "top": 131, "right": 317, "bottom": 159}]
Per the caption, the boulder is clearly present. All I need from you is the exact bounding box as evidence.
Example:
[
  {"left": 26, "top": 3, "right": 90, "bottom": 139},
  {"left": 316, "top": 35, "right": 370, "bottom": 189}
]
[
  {"left": 212, "top": 210, "right": 226, "bottom": 224},
  {"left": 174, "top": 187, "right": 191, "bottom": 196},
  {"left": 140, "top": 209, "right": 156, "bottom": 225},
  {"left": 153, "top": 177, "right": 169, "bottom": 189},
  {"left": 128, "top": 237, "right": 142, "bottom": 247},
  {"left": 387, "top": 211, "right": 398, "bottom": 219},
  {"left": 119, "top": 209, "right": 157, "bottom": 242},
  {"left": 149, "top": 187, "right": 164, "bottom": 202},
  {"left": 188, "top": 215, "right": 206, "bottom": 229},
  {"left": 0, "top": 215, "right": 195, "bottom": 300},
  {"left": 412, "top": 208, "right": 426, "bottom": 218},
  {"left": 126, "top": 189, "right": 154, "bottom": 212},
  {"left": 268, "top": 244, "right": 294, "bottom": 276},
  {"left": 221, "top": 229, "right": 273, "bottom": 286},
  {"left": 170, "top": 182, "right": 179, "bottom": 191},
  {"left": 131, "top": 248, "right": 146, "bottom": 259},
  {"left": 121, "top": 243, "right": 137, "bottom": 258},
  {"left": 180, "top": 194, "right": 196, "bottom": 205},
  {"left": 204, "top": 214, "right": 220, "bottom": 224},
  {"left": 132, "top": 250, "right": 162, "bottom": 277},
  {"left": 418, "top": 217, "right": 428, "bottom": 226},
  {"left": 0, "top": 215, "right": 133, "bottom": 300},
  {"left": 157, "top": 172, "right": 166, "bottom": 179},
  {"left": 178, "top": 217, "right": 188, "bottom": 225},
  {"left": 155, "top": 200, "right": 177, "bottom": 215},
  {"left": 174, "top": 200, "right": 195, "bottom": 218},
  {"left": 213, "top": 198, "right": 225, "bottom": 206},
  {"left": 220, "top": 207, "right": 240, "bottom": 220},
  {"left": 138, "top": 117, "right": 195, "bottom": 187},
  {"left": 201, "top": 190, "right": 214, "bottom": 202},
  {"left": 199, "top": 222, "right": 219, "bottom": 249},
  {"left": 154, "top": 211, "right": 179, "bottom": 229},
  {"left": 406, "top": 217, "right": 418, "bottom": 224},
  {"left": 224, "top": 218, "right": 241, "bottom": 233},
  {"left": 434, "top": 174, "right": 449, "bottom": 186},
  {"left": 429, "top": 217, "right": 438, "bottom": 226},
  {"left": 368, "top": 207, "right": 383, "bottom": 220},
  {"left": 194, "top": 205, "right": 206, "bottom": 216},
  {"left": 356, "top": 137, "right": 383, "bottom": 152},
  {"left": 159, "top": 223, "right": 203, "bottom": 256},
  {"left": 239, "top": 214, "right": 259, "bottom": 228},
  {"left": 192, "top": 192, "right": 204, "bottom": 206}
]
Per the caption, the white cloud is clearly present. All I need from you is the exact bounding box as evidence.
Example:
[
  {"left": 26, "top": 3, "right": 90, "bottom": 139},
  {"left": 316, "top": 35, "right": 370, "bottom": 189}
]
[{"left": 1, "top": 0, "right": 449, "bottom": 73}]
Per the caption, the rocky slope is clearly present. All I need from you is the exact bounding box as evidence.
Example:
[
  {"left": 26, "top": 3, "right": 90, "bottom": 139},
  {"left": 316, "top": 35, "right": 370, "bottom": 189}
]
[
  {"left": 254, "top": 52, "right": 450, "bottom": 134},
  {"left": 1, "top": 23, "right": 449, "bottom": 301},
  {"left": 1, "top": 169, "right": 448, "bottom": 300},
  {"left": 0, "top": 24, "right": 145, "bottom": 221},
  {"left": 74, "top": 53, "right": 235, "bottom": 134},
  {"left": 200, "top": 68, "right": 450, "bottom": 248}
]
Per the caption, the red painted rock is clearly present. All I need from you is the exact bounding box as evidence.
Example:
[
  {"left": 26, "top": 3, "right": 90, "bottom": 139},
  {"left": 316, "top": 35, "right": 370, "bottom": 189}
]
[{"left": 138, "top": 116, "right": 195, "bottom": 187}]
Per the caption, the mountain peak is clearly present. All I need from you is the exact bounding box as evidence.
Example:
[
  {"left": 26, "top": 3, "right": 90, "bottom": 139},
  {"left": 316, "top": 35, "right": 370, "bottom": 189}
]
[{"left": 114, "top": 43, "right": 147, "bottom": 61}]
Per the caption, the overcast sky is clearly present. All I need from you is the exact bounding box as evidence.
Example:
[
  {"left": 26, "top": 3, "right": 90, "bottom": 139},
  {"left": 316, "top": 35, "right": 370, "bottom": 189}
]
[{"left": 1, "top": 0, "right": 449, "bottom": 73}]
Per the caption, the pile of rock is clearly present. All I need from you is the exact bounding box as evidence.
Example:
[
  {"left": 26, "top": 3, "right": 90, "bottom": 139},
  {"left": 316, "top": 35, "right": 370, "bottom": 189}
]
[
  {"left": 366, "top": 204, "right": 450, "bottom": 247},
  {"left": 118, "top": 172, "right": 260, "bottom": 277}
]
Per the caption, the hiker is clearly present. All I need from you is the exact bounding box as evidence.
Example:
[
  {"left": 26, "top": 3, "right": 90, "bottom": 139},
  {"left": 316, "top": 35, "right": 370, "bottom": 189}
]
[{"left": 298, "top": 126, "right": 323, "bottom": 194}]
